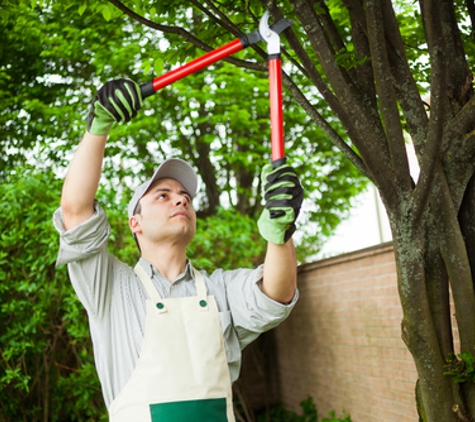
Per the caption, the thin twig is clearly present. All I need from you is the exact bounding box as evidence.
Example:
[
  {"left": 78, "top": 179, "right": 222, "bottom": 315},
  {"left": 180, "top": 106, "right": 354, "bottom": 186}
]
[{"left": 452, "top": 404, "right": 474, "bottom": 422}]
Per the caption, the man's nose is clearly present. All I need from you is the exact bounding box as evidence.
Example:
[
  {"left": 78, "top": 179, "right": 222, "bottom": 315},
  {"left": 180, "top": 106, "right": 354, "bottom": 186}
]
[{"left": 175, "top": 194, "right": 188, "bottom": 206}]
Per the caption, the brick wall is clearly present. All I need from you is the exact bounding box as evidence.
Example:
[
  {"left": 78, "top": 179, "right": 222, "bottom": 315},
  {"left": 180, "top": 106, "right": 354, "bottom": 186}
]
[{"left": 272, "top": 242, "right": 419, "bottom": 421}]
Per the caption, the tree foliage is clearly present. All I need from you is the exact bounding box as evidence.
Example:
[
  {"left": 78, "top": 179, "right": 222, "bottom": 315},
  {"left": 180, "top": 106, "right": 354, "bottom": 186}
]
[{"left": 0, "top": 0, "right": 366, "bottom": 260}]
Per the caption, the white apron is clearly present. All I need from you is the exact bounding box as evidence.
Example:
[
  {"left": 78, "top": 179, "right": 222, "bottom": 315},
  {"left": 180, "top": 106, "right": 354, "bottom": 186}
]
[{"left": 108, "top": 263, "right": 235, "bottom": 422}]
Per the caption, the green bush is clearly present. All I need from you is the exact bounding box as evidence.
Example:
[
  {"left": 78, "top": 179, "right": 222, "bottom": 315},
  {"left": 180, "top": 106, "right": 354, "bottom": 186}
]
[
  {"left": 321, "top": 409, "right": 352, "bottom": 422},
  {"left": 256, "top": 397, "right": 351, "bottom": 422},
  {"left": 0, "top": 167, "right": 107, "bottom": 420}
]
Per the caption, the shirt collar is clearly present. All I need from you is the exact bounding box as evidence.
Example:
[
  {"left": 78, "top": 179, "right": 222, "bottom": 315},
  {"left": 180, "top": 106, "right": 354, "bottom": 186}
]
[{"left": 138, "top": 258, "right": 194, "bottom": 282}]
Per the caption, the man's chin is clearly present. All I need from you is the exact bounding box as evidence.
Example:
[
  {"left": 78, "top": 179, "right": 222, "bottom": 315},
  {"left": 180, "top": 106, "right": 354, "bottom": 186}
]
[{"left": 169, "top": 223, "right": 196, "bottom": 242}]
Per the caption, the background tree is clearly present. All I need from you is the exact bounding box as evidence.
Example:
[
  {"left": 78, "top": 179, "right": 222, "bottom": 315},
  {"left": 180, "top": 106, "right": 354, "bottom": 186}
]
[
  {"left": 0, "top": 1, "right": 367, "bottom": 419},
  {"left": 18, "top": 0, "right": 475, "bottom": 420}
]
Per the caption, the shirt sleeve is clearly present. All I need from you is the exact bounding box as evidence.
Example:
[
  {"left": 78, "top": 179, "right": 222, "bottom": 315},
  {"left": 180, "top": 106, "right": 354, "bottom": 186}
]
[
  {"left": 212, "top": 265, "right": 299, "bottom": 349},
  {"left": 52, "top": 201, "right": 118, "bottom": 320}
]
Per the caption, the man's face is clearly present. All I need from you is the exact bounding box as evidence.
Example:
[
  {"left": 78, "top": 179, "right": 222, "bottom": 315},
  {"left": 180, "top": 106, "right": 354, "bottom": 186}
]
[{"left": 130, "top": 178, "right": 196, "bottom": 248}]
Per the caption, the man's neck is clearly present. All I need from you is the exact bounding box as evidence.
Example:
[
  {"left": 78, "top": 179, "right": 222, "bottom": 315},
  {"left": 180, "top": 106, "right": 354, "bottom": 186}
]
[{"left": 141, "top": 244, "right": 188, "bottom": 282}]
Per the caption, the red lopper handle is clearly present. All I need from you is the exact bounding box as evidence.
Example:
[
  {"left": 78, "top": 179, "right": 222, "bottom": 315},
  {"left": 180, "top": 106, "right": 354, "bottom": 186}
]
[
  {"left": 140, "top": 39, "right": 244, "bottom": 99},
  {"left": 268, "top": 57, "right": 286, "bottom": 168}
]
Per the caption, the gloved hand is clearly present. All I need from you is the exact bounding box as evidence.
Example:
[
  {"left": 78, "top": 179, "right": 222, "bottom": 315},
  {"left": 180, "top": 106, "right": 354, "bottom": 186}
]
[
  {"left": 257, "top": 162, "right": 303, "bottom": 244},
  {"left": 86, "top": 78, "right": 143, "bottom": 135}
]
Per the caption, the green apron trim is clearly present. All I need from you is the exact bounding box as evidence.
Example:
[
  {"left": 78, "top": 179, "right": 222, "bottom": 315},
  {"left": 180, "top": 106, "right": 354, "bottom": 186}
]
[{"left": 150, "top": 398, "right": 228, "bottom": 422}]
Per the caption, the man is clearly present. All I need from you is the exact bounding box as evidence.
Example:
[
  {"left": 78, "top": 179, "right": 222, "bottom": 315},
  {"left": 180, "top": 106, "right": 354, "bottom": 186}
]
[{"left": 53, "top": 79, "right": 303, "bottom": 422}]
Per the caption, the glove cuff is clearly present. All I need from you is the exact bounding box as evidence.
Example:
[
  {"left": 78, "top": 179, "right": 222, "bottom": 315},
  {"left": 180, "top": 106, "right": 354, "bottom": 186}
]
[
  {"left": 87, "top": 117, "right": 113, "bottom": 136},
  {"left": 284, "top": 223, "right": 296, "bottom": 243},
  {"left": 258, "top": 210, "right": 294, "bottom": 244}
]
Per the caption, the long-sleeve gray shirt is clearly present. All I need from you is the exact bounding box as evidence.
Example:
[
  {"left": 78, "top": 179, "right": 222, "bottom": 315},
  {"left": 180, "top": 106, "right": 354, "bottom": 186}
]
[{"left": 53, "top": 202, "right": 298, "bottom": 408}]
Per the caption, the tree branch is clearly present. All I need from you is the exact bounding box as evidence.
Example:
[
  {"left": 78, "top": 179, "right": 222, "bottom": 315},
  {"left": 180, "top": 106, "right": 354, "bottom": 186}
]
[
  {"left": 108, "top": 0, "right": 209, "bottom": 47},
  {"left": 188, "top": 0, "right": 247, "bottom": 40},
  {"left": 411, "top": 0, "right": 447, "bottom": 224},
  {"left": 290, "top": 0, "right": 397, "bottom": 197},
  {"left": 439, "top": 133, "right": 475, "bottom": 217},
  {"left": 452, "top": 404, "right": 474, "bottom": 422},
  {"left": 282, "top": 73, "right": 372, "bottom": 180},
  {"left": 365, "top": 0, "right": 412, "bottom": 191},
  {"left": 314, "top": 0, "right": 360, "bottom": 84},
  {"left": 442, "top": 96, "right": 475, "bottom": 155},
  {"left": 467, "top": 0, "right": 475, "bottom": 41},
  {"left": 107, "top": 0, "right": 264, "bottom": 72},
  {"left": 431, "top": 169, "right": 475, "bottom": 353},
  {"left": 347, "top": 8, "right": 378, "bottom": 111},
  {"left": 381, "top": 0, "right": 429, "bottom": 155},
  {"left": 343, "top": 0, "right": 428, "bottom": 156},
  {"left": 421, "top": 216, "right": 454, "bottom": 360}
]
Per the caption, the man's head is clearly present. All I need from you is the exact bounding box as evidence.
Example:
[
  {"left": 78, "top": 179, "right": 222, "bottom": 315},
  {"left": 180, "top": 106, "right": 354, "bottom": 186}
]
[
  {"left": 128, "top": 159, "right": 198, "bottom": 219},
  {"left": 128, "top": 159, "right": 198, "bottom": 251}
]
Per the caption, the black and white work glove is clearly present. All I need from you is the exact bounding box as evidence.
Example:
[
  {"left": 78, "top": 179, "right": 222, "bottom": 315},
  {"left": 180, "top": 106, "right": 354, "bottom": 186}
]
[
  {"left": 257, "top": 163, "right": 303, "bottom": 244},
  {"left": 87, "top": 78, "right": 143, "bottom": 135}
]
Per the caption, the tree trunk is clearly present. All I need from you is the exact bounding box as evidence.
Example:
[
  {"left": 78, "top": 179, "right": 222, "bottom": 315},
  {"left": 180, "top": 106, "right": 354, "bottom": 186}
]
[{"left": 390, "top": 214, "right": 464, "bottom": 421}]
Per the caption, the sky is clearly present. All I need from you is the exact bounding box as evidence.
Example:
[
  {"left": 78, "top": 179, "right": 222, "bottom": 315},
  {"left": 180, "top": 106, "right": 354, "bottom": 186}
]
[
  {"left": 316, "top": 183, "right": 392, "bottom": 259},
  {"left": 316, "top": 141, "right": 420, "bottom": 259}
]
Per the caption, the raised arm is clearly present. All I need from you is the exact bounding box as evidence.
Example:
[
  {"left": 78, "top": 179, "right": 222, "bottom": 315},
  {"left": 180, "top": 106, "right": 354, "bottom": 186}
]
[
  {"left": 61, "top": 79, "right": 143, "bottom": 230},
  {"left": 258, "top": 163, "right": 303, "bottom": 303},
  {"left": 262, "top": 240, "right": 297, "bottom": 303},
  {"left": 61, "top": 132, "right": 108, "bottom": 230}
]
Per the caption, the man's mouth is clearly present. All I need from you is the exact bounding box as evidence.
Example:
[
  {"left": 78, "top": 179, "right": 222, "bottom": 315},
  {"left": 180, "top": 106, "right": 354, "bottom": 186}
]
[{"left": 171, "top": 210, "right": 189, "bottom": 219}]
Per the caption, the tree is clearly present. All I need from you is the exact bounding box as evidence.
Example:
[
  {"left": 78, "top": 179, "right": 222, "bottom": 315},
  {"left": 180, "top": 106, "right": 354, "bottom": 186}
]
[{"left": 32, "top": 0, "right": 475, "bottom": 420}]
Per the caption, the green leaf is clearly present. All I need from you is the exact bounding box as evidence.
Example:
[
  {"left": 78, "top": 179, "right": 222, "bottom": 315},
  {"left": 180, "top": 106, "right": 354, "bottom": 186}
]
[
  {"left": 153, "top": 57, "right": 164, "bottom": 76},
  {"left": 102, "top": 4, "right": 112, "bottom": 21},
  {"left": 78, "top": 3, "right": 87, "bottom": 16},
  {"left": 0, "top": 8, "right": 9, "bottom": 20},
  {"left": 141, "top": 58, "right": 152, "bottom": 75}
]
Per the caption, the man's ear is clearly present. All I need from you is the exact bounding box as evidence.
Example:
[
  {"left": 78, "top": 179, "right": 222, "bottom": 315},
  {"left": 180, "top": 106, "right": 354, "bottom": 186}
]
[{"left": 129, "top": 215, "right": 142, "bottom": 234}]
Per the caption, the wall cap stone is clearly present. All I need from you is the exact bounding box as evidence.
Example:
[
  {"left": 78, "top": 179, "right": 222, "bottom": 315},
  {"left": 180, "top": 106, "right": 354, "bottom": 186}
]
[{"left": 299, "top": 241, "right": 394, "bottom": 274}]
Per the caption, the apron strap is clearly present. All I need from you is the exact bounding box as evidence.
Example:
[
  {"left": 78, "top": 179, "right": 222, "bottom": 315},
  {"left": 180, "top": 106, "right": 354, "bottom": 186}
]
[
  {"left": 134, "top": 263, "right": 163, "bottom": 303},
  {"left": 192, "top": 267, "right": 207, "bottom": 301}
]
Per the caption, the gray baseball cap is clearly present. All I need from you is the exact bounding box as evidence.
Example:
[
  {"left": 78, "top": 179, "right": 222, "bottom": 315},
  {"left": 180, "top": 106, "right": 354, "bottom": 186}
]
[{"left": 127, "top": 158, "right": 198, "bottom": 219}]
